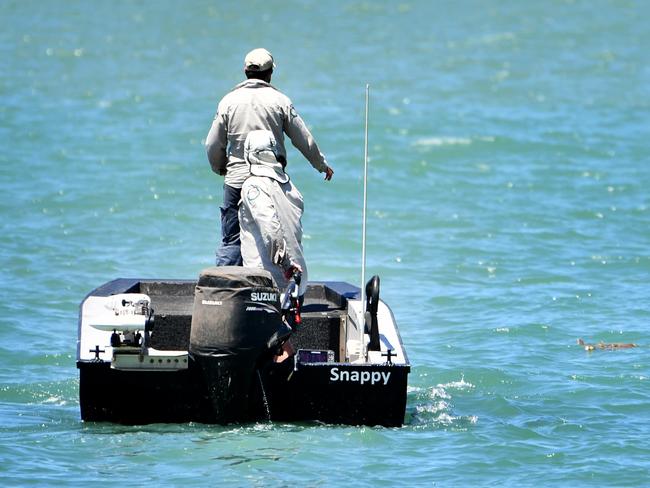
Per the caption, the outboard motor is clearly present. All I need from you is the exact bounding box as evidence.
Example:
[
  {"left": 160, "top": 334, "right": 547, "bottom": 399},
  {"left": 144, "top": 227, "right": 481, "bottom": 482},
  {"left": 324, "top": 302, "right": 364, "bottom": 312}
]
[{"left": 189, "top": 266, "right": 289, "bottom": 423}]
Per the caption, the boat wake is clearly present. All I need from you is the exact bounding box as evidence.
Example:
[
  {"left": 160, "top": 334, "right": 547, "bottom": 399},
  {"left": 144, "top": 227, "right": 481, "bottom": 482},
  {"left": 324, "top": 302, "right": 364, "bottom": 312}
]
[
  {"left": 407, "top": 375, "right": 478, "bottom": 429},
  {"left": 0, "top": 378, "right": 77, "bottom": 407}
]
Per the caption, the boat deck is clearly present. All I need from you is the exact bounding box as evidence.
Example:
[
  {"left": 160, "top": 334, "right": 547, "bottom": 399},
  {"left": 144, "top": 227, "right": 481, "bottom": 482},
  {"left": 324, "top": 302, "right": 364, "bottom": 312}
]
[{"left": 86, "top": 279, "right": 355, "bottom": 361}]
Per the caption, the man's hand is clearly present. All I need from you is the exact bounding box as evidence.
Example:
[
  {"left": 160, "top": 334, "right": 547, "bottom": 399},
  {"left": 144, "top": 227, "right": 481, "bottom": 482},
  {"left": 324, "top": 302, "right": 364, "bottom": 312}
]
[
  {"left": 324, "top": 166, "right": 334, "bottom": 181},
  {"left": 284, "top": 263, "right": 303, "bottom": 280}
]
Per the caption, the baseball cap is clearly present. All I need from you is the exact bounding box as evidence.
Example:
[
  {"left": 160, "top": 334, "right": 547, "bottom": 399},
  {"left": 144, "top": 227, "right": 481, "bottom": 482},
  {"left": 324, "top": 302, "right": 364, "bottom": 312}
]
[
  {"left": 244, "top": 48, "right": 275, "bottom": 72},
  {"left": 244, "top": 130, "right": 289, "bottom": 184}
]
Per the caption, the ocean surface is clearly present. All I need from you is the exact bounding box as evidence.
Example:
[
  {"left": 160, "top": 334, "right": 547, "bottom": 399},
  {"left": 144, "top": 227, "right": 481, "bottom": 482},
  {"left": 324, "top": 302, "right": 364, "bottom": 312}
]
[{"left": 2, "top": 0, "right": 649, "bottom": 486}]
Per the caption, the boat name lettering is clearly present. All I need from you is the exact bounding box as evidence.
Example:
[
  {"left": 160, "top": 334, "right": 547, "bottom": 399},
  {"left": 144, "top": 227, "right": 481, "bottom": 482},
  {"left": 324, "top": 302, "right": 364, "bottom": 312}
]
[
  {"left": 329, "top": 367, "right": 391, "bottom": 386},
  {"left": 201, "top": 299, "right": 223, "bottom": 306},
  {"left": 251, "top": 292, "right": 277, "bottom": 302}
]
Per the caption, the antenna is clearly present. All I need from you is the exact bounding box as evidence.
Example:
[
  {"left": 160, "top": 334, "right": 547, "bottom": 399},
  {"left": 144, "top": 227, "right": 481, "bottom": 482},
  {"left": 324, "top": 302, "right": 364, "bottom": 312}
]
[{"left": 360, "top": 84, "right": 370, "bottom": 342}]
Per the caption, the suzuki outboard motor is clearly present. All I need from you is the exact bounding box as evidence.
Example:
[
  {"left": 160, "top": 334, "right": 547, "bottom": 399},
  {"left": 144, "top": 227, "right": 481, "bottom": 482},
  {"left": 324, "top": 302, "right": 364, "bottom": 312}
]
[{"left": 189, "top": 266, "right": 288, "bottom": 423}]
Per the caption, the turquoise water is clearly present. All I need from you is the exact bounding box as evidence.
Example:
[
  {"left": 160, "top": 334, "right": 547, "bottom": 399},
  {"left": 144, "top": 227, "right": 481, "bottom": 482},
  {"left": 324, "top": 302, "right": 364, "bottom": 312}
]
[{"left": 2, "top": 0, "right": 649, "bottom": 486}]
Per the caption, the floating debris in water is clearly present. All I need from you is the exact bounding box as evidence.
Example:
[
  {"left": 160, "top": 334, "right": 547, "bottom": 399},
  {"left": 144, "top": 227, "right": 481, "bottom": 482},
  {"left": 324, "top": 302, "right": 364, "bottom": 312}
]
[{"left": 577, "top": 338, "right": 637, "bottom": 351}]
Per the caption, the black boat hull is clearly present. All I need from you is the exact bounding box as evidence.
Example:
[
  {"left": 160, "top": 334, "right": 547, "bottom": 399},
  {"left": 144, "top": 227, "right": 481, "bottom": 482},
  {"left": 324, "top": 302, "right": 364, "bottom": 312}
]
[{"left": 78, "top": 358, "right": 409, "bottom": 427}]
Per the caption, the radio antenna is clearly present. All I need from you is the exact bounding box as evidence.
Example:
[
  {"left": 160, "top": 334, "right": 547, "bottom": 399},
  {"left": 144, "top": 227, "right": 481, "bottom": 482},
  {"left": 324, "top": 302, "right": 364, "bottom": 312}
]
[{"left": 360, "top": 84, "right": 370, "bottom": 341}]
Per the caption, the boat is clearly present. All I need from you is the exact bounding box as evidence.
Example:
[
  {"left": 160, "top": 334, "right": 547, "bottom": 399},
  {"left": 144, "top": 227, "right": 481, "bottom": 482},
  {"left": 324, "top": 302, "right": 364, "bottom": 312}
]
[
  {"left": 76, "top": 267, "right": 410, "bottom": 427},
  {"left": 77, "top": 85, "right": 409, "bottom": 427}
]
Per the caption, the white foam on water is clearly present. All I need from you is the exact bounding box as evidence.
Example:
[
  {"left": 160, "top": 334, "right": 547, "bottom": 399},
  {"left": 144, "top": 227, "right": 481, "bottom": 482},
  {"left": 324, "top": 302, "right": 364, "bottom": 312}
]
[
  {"left": 413, "top": 136, "right": 472, "bottom": 147},
  {"left": 437, "top": 375, "right": 475, "bottom": 391}
]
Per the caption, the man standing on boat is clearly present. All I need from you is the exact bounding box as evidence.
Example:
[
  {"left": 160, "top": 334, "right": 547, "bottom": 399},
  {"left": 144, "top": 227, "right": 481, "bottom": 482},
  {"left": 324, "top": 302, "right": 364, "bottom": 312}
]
[
  {"left": 239, "top": 130, "right": 308, "bottom": 297},
  {"left": 205, "top": 48, "right": 334, "bottom": 266}
]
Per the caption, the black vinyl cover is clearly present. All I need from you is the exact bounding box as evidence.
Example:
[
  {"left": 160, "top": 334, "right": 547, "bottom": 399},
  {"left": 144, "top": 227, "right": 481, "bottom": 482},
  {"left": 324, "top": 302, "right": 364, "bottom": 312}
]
[
  {"left": 196, "top": 265, "right": 277, "bottom": 289},
  {"left": 190, "top": 266, "right": 284, "bottom": 356}
]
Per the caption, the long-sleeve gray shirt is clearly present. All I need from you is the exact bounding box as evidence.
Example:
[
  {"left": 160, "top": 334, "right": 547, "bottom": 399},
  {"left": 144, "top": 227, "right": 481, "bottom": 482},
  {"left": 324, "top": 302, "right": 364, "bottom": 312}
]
[{"left": 205, "top": 79, "right": 328, "bottom": 189}]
